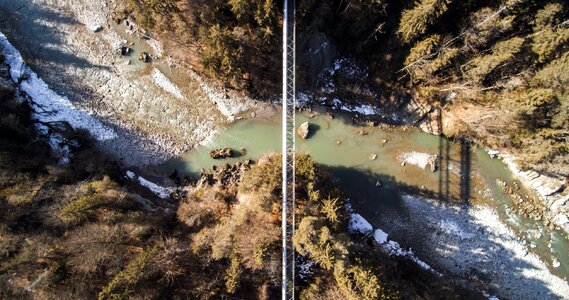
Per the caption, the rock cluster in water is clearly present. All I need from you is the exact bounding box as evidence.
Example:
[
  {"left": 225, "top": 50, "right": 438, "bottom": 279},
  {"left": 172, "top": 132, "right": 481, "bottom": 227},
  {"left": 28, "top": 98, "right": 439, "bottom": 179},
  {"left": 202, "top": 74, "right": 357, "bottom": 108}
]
[
  {"left": 197, "top": 160, "right": 254, "bottom": 188},
  {"left": 210, "top": 147, "right": 233, "bottom": 159}
]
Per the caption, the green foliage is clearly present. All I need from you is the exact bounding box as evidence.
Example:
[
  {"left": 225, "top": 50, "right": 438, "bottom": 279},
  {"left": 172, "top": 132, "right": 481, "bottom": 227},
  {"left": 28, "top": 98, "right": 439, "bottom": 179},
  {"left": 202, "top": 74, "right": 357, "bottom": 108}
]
[
  {"left": 293, "top": 217, "right": 347, "bottom": 270},
  {"left": 98, "top": 249, "right": 155, "bottom": 299},
  {"left": 517, "top": 89, "right": 558, "bottom": 127},
  {"left": 128, "top": 0, "right": 181, "bottom": 31},
  {"left": 228, "top": 0, "right": 276, "bottom": 27},
  {"left": 403, "top": 34, "right": 461, "bottom": 81},
  {"left": 58, "top": 176, "right": 120, "bottom": 225},
  {"left": 253, "top": 242, "right": 270, "bottom": 266},
  {"left": 532, "top": 28, "right": 569, "bottom": 64},
  {"left": 333, "top": 261, "right": 389, "bottom": 300},
  {"left": 225, "top": 255, "right": 243, "bottom": 294},
  {"left": 238, "top": 155, "right": 281, "bottom": 199},
  {"left": 321, "top": 196, "right": 342, "bottom": 229},
  {"left": 59, "top": 194, "right": 105, "bottom": 225},
  {"left": 463, "top": 7, "right": 515, "bottom": 50},
  {"left": 397, "top": 0, "right": 453, "bottom": 44},
  {"left": 533, "top": 2, "right": 565, "bottom": 31},
  {"left": 534, "top": 51, "right": 569, "bottom": 89},
  {"left": 465, "top": 37, "right": 525, "bottom": 83},
  {"left": 201, "top": 24, "right": 244, "bottom": 83},
  {"left": 405, "top": 34, "right": 441, "bottom": 66}
]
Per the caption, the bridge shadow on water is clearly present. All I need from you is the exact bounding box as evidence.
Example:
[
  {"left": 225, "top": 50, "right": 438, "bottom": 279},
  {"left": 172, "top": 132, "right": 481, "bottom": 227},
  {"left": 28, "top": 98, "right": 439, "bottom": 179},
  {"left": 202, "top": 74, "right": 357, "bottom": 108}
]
[
  {"left": 434, "top": 107, "right": 471, "bottom": 208},
  {"left": 325, "top": 109, "right": 560, "bottom": 299},
  {"left": 328, "top": 164, "right": 562, "bottom": 299}
]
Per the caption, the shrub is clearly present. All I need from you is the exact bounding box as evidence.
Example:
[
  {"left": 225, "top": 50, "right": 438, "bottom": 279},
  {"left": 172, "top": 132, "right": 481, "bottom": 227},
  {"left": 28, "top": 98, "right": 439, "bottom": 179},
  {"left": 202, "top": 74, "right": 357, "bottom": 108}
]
[{"left": 225, "top": 255, "right": 243, "bottom": 294}]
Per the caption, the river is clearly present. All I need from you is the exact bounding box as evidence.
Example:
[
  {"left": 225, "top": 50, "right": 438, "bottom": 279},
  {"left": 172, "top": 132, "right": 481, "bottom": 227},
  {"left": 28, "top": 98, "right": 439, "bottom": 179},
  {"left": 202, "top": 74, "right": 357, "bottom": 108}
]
[
  {"left": 150, "top": 109, "right": 569, "bottom": 299},
  {"left": 1, "top": 0, "right": 567, "bottom": 297}
]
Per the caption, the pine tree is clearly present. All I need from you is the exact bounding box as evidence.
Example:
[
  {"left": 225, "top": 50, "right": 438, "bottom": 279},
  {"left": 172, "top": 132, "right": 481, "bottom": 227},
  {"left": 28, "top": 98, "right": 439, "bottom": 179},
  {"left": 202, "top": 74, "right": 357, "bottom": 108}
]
[
  {"left": 465, "top": 37, "right": 525, "bottom": 83},
  {"left": 534, "top": 51, "right": 569, "bottom": 89},
  {"left": 397, "top": 0, "right": 453, "bottom": 44},
  {"left": 532, "top": 28, "right": 569, "bottom": 64},
  {"left": 533, "top": 2, "right": 565, "bottom": 31}
]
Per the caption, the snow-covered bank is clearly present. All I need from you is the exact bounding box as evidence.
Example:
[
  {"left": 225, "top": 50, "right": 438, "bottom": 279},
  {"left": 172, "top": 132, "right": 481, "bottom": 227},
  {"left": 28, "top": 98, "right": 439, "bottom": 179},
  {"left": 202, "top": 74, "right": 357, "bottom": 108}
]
[
  {"left": 382, "top": 194, "right": 569, "bottom": 299},
  {"left": 126, "top": 171, "right": 172, "bottom": 199},
  {"left": 189, "top": 71, "right": 255, "bottom": 122},
  {"left": 0, "top": 32, "right": 117, "bottom": 141},
  {"left": 347, "top": 208, "right": 439, "bottom": 275}
]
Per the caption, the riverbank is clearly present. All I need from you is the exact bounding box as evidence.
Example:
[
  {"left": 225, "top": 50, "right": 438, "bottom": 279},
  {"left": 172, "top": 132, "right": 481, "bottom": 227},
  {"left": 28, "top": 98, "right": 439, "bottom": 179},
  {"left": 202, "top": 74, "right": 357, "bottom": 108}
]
[{"left": 0, "top": 0, "right": 260, "bottom": 166}]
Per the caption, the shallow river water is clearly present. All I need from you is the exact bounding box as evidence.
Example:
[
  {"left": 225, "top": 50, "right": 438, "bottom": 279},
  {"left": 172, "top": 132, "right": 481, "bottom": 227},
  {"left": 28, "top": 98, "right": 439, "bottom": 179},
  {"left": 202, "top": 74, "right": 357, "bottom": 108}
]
[{"left": 152, "top": 110, "right": 569, "bottom": 298}]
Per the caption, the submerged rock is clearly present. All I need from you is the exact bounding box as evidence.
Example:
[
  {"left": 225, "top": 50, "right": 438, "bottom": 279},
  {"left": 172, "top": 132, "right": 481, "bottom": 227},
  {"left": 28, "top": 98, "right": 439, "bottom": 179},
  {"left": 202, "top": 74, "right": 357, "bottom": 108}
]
[
  {"left": 297, "top": 121, "right": 310, "bottom": 139},
  {"left": 121, "top": 46, "right": 131, "bottom": 55},
  {"left": 210, "top": 147, "right": 233, "bottom": 159},
  {"left": 357, "top": 127, "right": 368, "bottom": 136},
  {"left": 139, "top": 52, "right": 150, "bottom": 62}
]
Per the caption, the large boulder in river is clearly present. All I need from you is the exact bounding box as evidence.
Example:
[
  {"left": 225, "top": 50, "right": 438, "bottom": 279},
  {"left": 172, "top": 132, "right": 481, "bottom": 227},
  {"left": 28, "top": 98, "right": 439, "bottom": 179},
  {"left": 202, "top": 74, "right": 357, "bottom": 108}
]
[
  {"left": 297, "top": 122, "right": 310, "bottom": 139},
  {"left": 210, "top": 148, "right": 233, "bottom": 159}
]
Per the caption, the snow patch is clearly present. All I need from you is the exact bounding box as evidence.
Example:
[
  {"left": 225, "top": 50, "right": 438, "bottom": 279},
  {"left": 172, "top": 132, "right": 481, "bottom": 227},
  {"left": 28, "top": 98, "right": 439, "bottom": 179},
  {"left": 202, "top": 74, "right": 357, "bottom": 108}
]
[
  {"left": 0, "top": 32, "right": 116, "bottom": 141},
  {"left": 398, "top": 151, "right": 432, "bottom": 169},
  {"left": 125, "top": 171, "right": 172, "bottom": 199},
  {"left": 438, "top": 219, "right": 474, "bottom": 240},
  {"left": 151, "top": 68, "right": 184, "bottom": 99},
  {"left": 190, "top": 73, "right": 252, "bottom": 122},
  {"left": 348, "top": 213, "right": 373, "bottom": 234},
  {"left": 373, "top": 229, "right": 388, "bottom": 244},
  {"left": 346, "top": 205, "right": 438, "bottom": 274},
  {"left": 382, "top": 240, "right": 440, "bottom": 274}
]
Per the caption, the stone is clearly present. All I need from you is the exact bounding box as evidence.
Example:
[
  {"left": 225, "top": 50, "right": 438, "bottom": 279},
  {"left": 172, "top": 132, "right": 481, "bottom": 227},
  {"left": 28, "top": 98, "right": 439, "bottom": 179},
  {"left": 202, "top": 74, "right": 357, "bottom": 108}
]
[
  {"left": 297, "top": 121, "right": 310, "bottom": 139},
  {"left": 427, "top": 154, "right": 438, "bottom": 172},
  {"left": 121, "top": 46, "right": 131, "bottom": 56},
  {"left": 92, "top": 25, "right": 103, "bottom": 33},
  {"left": 139, "top": 52, "right": 150, "bottom": 63},
  {"left": 0, "top": 76, "right": 15, "bottom": 98},
  {"left": 375, "top": 179, "right": 382, "bottom": 188},
  {"left": 210, "top": 147, "right": 233, "bottom": 159},
  {"left": 369, "top": 153, "right": 377, "bottom": 160},
  {"left": 336, "top": 139, "right": 342, "bottom": 145},
  {"left": 357, "top": 127, "right": 368, "bottom": 135}
]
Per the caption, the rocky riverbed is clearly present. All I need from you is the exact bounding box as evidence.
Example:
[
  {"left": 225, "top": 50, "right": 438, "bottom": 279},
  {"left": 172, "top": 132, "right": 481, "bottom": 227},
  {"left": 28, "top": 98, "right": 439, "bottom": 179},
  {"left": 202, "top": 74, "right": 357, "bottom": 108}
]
[{"left": 0, "top": 0, "right": 259, "bottom": 166}]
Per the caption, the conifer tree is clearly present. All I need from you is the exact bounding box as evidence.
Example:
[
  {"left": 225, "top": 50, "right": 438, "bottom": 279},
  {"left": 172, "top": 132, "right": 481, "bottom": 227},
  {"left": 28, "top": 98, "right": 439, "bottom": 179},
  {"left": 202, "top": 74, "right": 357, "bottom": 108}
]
[
  {"left": 465, "top": 37, "right": 525, "bottom": 83},
  {"left": 397, "top": 0, "right": 453, "bottom": 44}
]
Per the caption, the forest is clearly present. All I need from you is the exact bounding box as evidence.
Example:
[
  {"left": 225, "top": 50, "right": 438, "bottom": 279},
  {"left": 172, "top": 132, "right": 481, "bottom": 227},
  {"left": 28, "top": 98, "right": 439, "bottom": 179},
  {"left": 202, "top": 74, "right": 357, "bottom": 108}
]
[{"left": 122, "top": 0, "right": 569, "bottom": 177}]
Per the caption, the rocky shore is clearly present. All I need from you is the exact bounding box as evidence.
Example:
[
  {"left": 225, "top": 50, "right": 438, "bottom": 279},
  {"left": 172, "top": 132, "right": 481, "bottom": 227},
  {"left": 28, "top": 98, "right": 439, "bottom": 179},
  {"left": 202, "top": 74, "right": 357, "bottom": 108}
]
[{"left": 0, "top": 0, "right": 258, "bottom": 166}]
